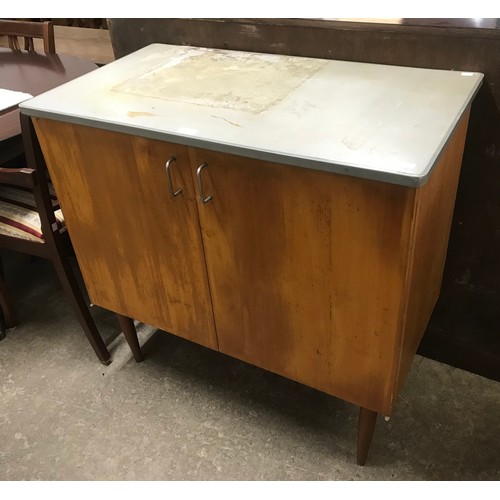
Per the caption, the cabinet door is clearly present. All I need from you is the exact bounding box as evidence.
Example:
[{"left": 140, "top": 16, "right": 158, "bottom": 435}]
[
  {"left": 34, "top": 119, "right": 217, "bottom": 350},
  {"left": 190, "top": 147, "right": 415, "bottom": 414}
]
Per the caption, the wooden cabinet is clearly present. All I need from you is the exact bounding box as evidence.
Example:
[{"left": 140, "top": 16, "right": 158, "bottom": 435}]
[
  {"left": 22, "top": 43, "right": 481, "bottom": 464},
  {"left": 34, "top": 112, "right": 467, "bottom": 420}
]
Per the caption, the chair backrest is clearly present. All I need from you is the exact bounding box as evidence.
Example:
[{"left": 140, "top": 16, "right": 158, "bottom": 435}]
[{"left": 0, "top": 20, "right": 55, "bottom": 54}]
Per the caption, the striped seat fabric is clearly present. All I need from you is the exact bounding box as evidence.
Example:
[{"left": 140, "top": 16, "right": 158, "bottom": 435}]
[{"left": 0, "top": 184, "right": 65, "bottom": 243}]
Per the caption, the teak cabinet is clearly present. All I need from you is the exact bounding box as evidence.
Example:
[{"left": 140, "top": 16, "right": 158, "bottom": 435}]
[
  {"left": 32, "top": 111, "right": 469, "bottom": 464},
  {"left": 22, "top": 40, "right": 481, "bottom": 465}
]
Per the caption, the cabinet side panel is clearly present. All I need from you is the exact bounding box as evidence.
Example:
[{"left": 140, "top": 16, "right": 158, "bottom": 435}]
[
  {"left": 33, "top": 118, "right": 217, "bottom": 350},
  {"left": 191, "top": 149, "right": 414, "bottom": 414},
  {"left": 396, "top": 110, "right": 470, "bottom": 393}
]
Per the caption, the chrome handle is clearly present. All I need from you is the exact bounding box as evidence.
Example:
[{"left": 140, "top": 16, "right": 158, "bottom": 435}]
[
  {"left": 196, "top": 162, "right": 213, "bottom": 204},
  {"left": 165, "top": 156, "right": 182, "bottom": 197}
]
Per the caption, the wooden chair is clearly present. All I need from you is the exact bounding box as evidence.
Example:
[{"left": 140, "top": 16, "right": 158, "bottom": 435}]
[
  {"left": 0, "top": 115, "right": 116, "bottom": 363},
  {"left": 0, "top": 20, "right": 55, "bottom": 54}
]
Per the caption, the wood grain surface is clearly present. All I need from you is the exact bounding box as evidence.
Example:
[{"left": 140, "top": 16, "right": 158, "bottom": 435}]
[
  {"left": 33, "top": 118, "right": 217, "bottom": 350},
  {"left": 395, "top": 111, "right": 470, "bottom": 395},
  {"left": 189, "top": 147, "right": 415, "bottom": 415},
  {"left": 0, "top": 25, "right": 114, "bottom": 65}
]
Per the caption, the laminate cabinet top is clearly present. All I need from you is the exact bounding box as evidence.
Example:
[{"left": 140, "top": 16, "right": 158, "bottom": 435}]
[{"left": 20, "top": 43, "right": 482, "bottom": 186}]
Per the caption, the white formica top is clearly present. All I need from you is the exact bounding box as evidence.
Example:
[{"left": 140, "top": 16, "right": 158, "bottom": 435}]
[{"left": 20, "top": 44, "right": 483, "bottom": 186}]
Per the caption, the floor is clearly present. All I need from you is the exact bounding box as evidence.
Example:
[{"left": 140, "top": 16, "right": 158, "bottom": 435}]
[{"left": 0, "top": 254, "right": 499, "bottom": 481}]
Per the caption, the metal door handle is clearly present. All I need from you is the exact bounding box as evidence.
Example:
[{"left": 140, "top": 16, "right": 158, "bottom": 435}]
[
  {"left": 165, "top": 156, "right": 182, "bottom": 197},
  {"left": 196, "top": 162, "right": 213, "bottom": 204}
]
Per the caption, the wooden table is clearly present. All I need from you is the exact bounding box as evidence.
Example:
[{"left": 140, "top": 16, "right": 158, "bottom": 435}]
[
  {"left": 0, "top": 48, "right": 97, "bottom": 162},
  {"left": 20, "top": 44, "right": 482, "bottom": 465},
  {"left": 0, "top": 25, "right": 114, "bottom": 66}
]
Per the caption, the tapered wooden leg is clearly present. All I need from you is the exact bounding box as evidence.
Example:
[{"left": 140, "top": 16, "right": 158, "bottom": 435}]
[
  {"left": 0, "top": 276, "right": 17, "bottom": 328},
  {"left": 50, "top": 252, "right": 111, "bottom": 365},
  {"left": 0, "top": 309, "right": 6, "bottom": 340},
  {"left": 22, "top": 111, "right": 110, "bottom": 363},
  {"left": 116, "top": 314, "right": 144, "bottom": 362},
  {"left": 357, "top": 407, "right": 378, "bottom": 466}
]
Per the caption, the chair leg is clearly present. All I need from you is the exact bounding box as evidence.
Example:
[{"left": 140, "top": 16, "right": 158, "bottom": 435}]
[
  {"left": 357, "top": 407, "right": 378, "bottom": 466},
  {"left": 0, "top": 275, "right": 17, "bottom": 329},
  {"left": 0, "top": 253, "right": 5, "bottom": 280},
  {"left": 50, "top": 251, "right": 111, "bottom": 365},
  {"left": 116, "top": 313, "right": 144, "bottom": 362},
  {"left": 0, "top": 309, "right": 6, "bottom": 340}
]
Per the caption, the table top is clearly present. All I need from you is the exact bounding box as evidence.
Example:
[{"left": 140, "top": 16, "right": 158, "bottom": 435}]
[
  {"left": 0, "top": 48, "right": 97, "bottom": 142},
  {"left": 20, "top": 44, "right": 483, "bottom": 186}
]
